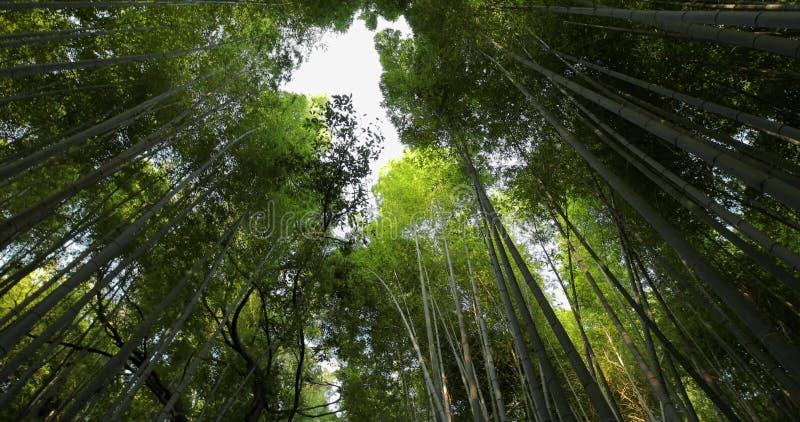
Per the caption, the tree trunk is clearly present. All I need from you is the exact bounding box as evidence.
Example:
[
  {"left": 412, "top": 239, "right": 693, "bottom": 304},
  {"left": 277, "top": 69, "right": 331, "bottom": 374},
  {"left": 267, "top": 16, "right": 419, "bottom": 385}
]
[
  {"left": 373, "top": 271, "right": 449, "bottom": 421},
  {"left": 432, "top": 295, "right": 480, "bottom": 420},
  {"left": 0, "top": 190, "right": 206, "bottom": 410},
  {"left": 486, "top": 51, "right": 800, "bottom": 392},
  {"left": 0, "top": 26, "right": 163, "bottom": 48},
  {"left": 431, "top": 286, "right": 454, "bottom": 422},
  {"left": 476, "top": 214, "right": 550, "bottom": 421},
  {"left": 464, "top": 148, "right": 615, "bottom": 421},
  {"left": 441, "top": 231, "right": 486, "bottom": 421},
  {"left": 0, "top": 100, "right": 230, "bottom": 249},
  {"left": 0, "top": 129, "right": 255, "bottom": 362},
  {"left": 415, "top": 236, "right": 447, "bottom": 420},
  {"left": 493, "top": 43, "right": 800, "bottom": 211},
  {"left": 157, "top": 249, "right": 275, "bottom": 421},
  {"left": 465, "top": 229, "right": 508, "bottom": 422},
  {"left": 562, "top": 52, "right": 800, "bottom": 145},
  {"left": 504, "top": 5, "right": 800, "bottom": 58},
  {"left": 58, "top": 214, "right": 243, "bottom": 420},
  {"left": 549, "top": 208, "right": 681, "bottom": 421},
  {"left": 536, "top": 234, "right": 624, "bottom": 421},
  {"left": 568, "top": 95, "right": 800, "bottom": 287},
  {"left": 648, "top": 1, "right": 800, "bottom": 11},
  {"left": 0, "top": 37, "right": 249, "bottom": 78},
  {"left": 105, "top": 214, "right": 243, "bottom": 420},
  {"left": 0, "top": 66, "right": 227, "bottom": 183},
  {"left": 562, "top": 20, "right": 689, "bottom": 39}
]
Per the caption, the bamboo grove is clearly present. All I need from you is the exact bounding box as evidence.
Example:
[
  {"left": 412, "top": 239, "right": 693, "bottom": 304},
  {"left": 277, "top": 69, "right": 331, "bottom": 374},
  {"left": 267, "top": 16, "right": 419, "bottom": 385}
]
[{"left": 0, "top": 0, "right": 798, "bottom": 421}]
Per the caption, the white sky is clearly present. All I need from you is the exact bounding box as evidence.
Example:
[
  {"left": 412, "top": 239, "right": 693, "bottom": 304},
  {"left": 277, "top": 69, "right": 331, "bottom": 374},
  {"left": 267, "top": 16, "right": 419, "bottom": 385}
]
[{"left": 281, "top": 16, "right": 412, "bottom": 186}]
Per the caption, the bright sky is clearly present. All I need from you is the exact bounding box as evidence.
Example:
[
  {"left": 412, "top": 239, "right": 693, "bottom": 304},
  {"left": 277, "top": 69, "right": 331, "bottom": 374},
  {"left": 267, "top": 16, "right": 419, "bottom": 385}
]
[{"left": 281, "top": 16, "right": 412, "bottom": 186}]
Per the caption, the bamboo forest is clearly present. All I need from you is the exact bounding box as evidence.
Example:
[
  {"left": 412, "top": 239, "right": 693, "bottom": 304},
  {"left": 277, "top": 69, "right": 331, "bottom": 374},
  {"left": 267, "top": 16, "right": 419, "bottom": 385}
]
[{"left": 2, "top": 0, "right": 800, "bottom": 421}]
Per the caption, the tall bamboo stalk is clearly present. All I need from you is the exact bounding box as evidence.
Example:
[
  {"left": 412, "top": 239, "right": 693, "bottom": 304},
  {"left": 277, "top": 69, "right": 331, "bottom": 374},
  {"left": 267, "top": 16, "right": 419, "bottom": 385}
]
[
  {"left": 504, "top": 5, "right": 800, "bottom": 58},
  {"left": 464, "top": 147, "right": 616, "bottom": 421},
  {"left": 0, "top": 129, "right": 257, "bottom": 360},
  {"left": 442, "top": 231, "right": 487, "bottom": 421},
  {"left": 0, "top": 37, "right": 249, "bottom": 79},
  {"left": 484, "top": 53, "right": 756, "bottom": 420},
  {"left": 559, "top": 51, "right": 800, "bottom": 145},
  {"left": 477, "top": 215, "right": 550, "bottom": 421},
  {"left": 415, "top": 236, "right": 448, "bottom": 420},
  {"left": 465, "top": 227, "right": 508, "bottom": 422},
  {"left": 493, "top": 42, "right": 800, "bottom": 211}
]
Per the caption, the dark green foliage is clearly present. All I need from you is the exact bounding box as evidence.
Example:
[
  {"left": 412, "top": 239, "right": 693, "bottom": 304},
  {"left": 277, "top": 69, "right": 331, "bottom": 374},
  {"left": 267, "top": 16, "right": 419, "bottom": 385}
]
[{"left": 1, "top": 1, "right": 799, "bottom": 421}]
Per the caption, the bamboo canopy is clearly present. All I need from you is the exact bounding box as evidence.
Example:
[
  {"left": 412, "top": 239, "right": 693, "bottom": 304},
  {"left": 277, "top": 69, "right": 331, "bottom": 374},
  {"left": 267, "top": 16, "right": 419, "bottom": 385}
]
[{"left": 0, "top": 1, "right": 798, "bottom": 420}]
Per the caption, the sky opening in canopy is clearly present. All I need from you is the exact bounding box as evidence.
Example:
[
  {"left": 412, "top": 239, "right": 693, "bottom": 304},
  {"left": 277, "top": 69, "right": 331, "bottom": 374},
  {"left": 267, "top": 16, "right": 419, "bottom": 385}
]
[
  {"left": 279, "top": 18, "right": 412, "bottom": 413},
  {"left": 281, "top": 16, "right": 411, "bottom": 186}
]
